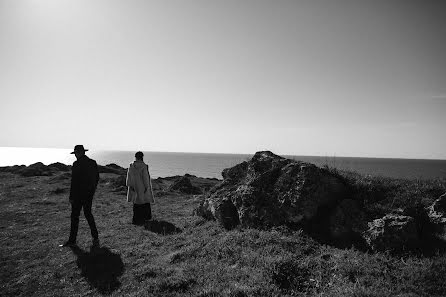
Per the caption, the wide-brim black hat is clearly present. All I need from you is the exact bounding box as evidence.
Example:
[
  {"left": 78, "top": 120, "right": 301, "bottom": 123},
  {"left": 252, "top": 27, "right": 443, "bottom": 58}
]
[{"left": 70, "top": 145, "right": 89, "bottom": 154}]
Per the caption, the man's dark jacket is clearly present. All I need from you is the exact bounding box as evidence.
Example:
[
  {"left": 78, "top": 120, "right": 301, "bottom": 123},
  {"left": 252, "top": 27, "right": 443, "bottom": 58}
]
[{"left": 69, "top": 155, "right": 99, "bottom": 202}]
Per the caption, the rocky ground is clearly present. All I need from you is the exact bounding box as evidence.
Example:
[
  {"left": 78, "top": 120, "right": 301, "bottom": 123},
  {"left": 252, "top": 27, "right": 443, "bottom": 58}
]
[{"left": 1, "top": 153, "right": 446, "bottom": 296}]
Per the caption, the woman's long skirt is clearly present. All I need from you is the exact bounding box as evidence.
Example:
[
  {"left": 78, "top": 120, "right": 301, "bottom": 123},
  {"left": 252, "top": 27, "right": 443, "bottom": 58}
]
[{"left": 132, "top": 203, "right": 152, "bottom": 225}]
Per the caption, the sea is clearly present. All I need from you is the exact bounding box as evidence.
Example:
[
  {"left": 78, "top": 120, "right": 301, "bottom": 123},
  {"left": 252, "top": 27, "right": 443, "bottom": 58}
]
[{"left": 0, "top": 147, "right": 445, "bottom": 180}]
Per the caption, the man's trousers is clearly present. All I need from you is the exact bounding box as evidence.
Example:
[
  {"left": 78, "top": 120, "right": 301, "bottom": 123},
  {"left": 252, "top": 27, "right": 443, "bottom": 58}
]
[{"left": 69, "top": 199, "right": 98, "bottom": 242}]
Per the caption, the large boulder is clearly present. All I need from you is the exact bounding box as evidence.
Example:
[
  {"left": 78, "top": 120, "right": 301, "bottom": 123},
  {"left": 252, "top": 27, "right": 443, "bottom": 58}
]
[
  {"left": 196, "top": 151, "right": 349, "bottom": 229},
  {"left": 363, "top": 214, "right": 419, "bottom": 251}
]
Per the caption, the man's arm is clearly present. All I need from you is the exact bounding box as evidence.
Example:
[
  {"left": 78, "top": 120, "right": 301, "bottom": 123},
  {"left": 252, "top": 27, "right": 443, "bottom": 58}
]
[{"left": 94, "top": 161, "right": 99, "bottom": 189}]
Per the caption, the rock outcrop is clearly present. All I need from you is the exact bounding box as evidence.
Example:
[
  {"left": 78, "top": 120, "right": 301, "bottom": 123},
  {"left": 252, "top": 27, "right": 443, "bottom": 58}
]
[
  {"left": 0, "top": 165, "right": 26, "bottom": 174},
  {"left": 1, "top": 162, "right": 128, "bottom": 177},
  {"left": 0, "top": 162, "right": 70, "bottom": 176},
  {"left": 19, "top": 162, "right": 54, "bottom": 177},
  {"left": 196, "top": 151, "right": 349, "bottom": 230},
  {"left": 98, "top": 164, "right": 127, "bottom": 175},
  {"left": 47, "top": 162, "right": 70, "bottom": 172},
  {"left": 169, "top": 176, "right": 202, "bottom": 195}
]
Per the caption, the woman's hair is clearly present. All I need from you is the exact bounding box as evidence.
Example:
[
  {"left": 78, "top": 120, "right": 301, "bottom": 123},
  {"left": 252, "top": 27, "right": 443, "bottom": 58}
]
[{"left": 135, "top": 151, "right": 144, "bottom": 160}]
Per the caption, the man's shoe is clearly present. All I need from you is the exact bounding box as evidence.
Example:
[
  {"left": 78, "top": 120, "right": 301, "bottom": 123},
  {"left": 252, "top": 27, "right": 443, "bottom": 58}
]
[
  {"left": 59, "top": 241, "right": 76, "bottom": 247},
  {"left": 92, "top": 238, "right": 100, "bottom": 248}
]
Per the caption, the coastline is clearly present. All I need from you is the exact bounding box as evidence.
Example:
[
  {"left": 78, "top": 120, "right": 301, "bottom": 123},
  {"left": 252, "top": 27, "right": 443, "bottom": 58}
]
[{"left": 1, "top": 145, "right": 446, "bottom": 180}]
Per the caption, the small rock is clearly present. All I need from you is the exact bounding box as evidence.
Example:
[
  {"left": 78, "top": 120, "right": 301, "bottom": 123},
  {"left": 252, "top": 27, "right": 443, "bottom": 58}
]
[
  {"left": 427, "top": 193, "right": 446, "bottom": 237},
  {"left": 363, "top": 214, "right": 419, "bottom": 251}
]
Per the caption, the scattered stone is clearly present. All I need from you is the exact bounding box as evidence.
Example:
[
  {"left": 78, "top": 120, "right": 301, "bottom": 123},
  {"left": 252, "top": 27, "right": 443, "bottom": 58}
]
[{"left": 427, "top": 193, "right": 446, "bottom": 237}]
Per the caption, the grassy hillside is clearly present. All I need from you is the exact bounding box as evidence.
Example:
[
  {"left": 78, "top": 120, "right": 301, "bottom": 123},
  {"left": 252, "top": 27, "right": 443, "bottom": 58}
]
[{"left": 1, "top": 169, "right": 446, "bottom": 297}]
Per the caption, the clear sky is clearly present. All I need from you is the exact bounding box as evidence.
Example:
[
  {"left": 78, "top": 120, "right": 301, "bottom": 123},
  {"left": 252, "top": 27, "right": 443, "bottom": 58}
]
[{"left": 1, "top": 0, "right": 445, "bottom": 159}]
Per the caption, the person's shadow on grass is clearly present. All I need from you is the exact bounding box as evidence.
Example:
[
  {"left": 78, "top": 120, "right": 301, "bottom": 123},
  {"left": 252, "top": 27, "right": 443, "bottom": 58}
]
[
  {"left": 70, "top": 246, "right": 124, "bottom": 294},
  {"left": 145, "top": 220, "right": 181, "bottom": 235}
]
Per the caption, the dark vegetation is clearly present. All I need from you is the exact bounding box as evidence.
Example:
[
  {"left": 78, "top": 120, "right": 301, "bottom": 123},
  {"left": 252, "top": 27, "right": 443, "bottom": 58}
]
[
  {"left": 334, "top": 167, "right": 445, "bottom": 218},
  {"left": 331, "top": 167, "right": 446, "bottom": 254},
  {"left": 0, "top": 160, "right": 445, "bottom": 296}
]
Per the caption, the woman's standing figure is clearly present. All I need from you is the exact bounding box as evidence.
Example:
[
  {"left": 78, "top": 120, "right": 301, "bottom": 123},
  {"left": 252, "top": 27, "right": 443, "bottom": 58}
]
[{"left": 126, "top": 151, "right": 155, "bottom": 225}]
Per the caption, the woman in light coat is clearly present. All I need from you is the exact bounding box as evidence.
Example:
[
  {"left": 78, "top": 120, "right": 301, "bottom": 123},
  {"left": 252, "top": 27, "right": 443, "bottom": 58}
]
[{"left": 126, "top": 151, "right": 155, "bottom": 225}]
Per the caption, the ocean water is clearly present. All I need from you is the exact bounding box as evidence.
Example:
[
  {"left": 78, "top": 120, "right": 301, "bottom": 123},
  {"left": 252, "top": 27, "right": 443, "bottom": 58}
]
[{"left": 0, "top": 147, "right": 445, "bottom": 180}]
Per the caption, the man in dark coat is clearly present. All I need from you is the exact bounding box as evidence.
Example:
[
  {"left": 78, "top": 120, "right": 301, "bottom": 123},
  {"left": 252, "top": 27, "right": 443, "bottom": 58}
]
[{"left": 60, "top": 145, "right": 100, "bottom": 247}]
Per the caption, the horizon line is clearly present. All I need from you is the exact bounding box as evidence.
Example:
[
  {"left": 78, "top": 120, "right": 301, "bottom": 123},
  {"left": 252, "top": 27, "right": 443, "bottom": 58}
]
[{"left": 1, "top": 146, "right": 445, "bottom": 162}]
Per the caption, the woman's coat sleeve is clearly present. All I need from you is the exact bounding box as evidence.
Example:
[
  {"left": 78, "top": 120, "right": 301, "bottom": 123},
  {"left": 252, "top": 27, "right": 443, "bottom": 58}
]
[
  {"left": 126, "top": 166, "right": 135, "bottom": 202},
  {"left": 144, "top": 165, "right": 155, "bottom": 203}
]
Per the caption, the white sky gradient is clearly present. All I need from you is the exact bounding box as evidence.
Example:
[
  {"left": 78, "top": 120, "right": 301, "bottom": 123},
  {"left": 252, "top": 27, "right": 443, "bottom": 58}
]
[{"left": 1, "top": 0, "right": 445, "bottom": 159}]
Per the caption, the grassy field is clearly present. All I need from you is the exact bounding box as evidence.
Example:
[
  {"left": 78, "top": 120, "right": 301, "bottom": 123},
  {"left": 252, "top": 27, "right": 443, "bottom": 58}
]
[{"left": 1, "top": 169, "right": 446, "bottom": 297}]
